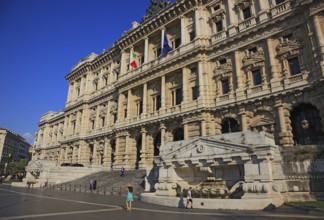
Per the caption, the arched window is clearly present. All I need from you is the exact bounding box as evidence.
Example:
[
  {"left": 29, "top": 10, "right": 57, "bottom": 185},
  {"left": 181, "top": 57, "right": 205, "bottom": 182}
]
[
  {"left": 290, "top": 103, "right": 324, "bottom": 145},
  {"left": 172, "top": 127, "right": 184, "bottom": 141},
  {"left": 221, "top": 117, "right": 240, "bottom": 133}
]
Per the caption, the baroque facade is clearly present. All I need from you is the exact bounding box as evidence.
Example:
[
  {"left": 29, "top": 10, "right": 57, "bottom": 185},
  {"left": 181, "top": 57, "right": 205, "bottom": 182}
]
[
  {"left": 34, "top": 0, "right": 324, "bottom": 173},
  {"left": 0, "top": 128, "right": 31, "bottom": 175}
]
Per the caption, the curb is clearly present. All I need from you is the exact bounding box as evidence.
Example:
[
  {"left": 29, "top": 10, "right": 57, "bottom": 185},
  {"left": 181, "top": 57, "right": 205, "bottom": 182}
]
[{"left": 285, "top": 202, "right": 324, "bottom": 213}]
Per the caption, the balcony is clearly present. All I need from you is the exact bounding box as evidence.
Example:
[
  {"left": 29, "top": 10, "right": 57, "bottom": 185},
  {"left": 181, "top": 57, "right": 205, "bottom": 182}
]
[
  {"left": 271, "top": 1, "right": 291, "bottom": 19},
  {"left": 238, "top": 16, "right": 256, "bottom": 32},
  {"left": 211, "top": 30, "right": 227, "bottom": 44}
]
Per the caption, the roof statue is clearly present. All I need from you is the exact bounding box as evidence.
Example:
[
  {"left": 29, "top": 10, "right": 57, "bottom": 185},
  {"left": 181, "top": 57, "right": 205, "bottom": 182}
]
[{"left": 141, "top": 0, "right": 174, "bottom": 23}]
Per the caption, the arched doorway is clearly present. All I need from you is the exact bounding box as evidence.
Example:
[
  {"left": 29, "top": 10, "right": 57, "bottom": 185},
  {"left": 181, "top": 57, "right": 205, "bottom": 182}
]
[
  {"left": 290, "top": 103, "right": 324, "bottom": 145},
  {"left": 153, "top": 132, "right": 161, "bottom": 156},
  {"left": 173, "top": 127, "right": 184, "bottom": 141},
  {"left": 221, "top": 117, "right": 240, "bottom": 133},
  {"left": 135, "top": 136, "right": 142, "bottom": 169}
]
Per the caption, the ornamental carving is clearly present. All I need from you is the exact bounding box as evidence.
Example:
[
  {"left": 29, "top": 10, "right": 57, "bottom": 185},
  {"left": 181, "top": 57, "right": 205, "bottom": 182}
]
[
  {"left": 276, "top": 39, "right": 301, "bottom": 60},
  {"left": 213, "top": 60, "right": 233, "bottom": 79},
  {"left": 110, "top": 101, "right": 118, "bottom": 114},
  {"left": 242, "top": 48, "right": 265, "bottom": 70},
  {"left": 210, "top": 8, "right": 226, "bottom": 22},
  {"left": 141, "top": 0, "right": 174, "bottom": 23},
  {"left": 234, "top": 0, "right": 252, "bottom": 9}
]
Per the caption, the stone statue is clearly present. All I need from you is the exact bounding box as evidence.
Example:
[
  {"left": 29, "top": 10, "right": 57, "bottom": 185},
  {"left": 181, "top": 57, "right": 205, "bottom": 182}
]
[{"left": 142, "top": 0, "right": 173, "bottom": 22}]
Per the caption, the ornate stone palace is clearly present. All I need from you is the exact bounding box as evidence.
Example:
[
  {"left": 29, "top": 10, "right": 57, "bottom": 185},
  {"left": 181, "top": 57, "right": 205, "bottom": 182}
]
[{"left": 34, "top": 0, "right": 324, "bottom": 174}]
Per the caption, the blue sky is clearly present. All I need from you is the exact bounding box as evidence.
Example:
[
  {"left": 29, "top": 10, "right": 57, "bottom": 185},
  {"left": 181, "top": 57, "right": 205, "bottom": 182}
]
[{"left": 0, "top": 0, "right": 170, "bottom": 143}]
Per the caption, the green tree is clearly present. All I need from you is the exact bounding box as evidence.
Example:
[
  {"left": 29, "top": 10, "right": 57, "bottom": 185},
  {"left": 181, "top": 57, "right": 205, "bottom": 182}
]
[{"left": 7, "top": 159, "right": 29, "bottom": 177}]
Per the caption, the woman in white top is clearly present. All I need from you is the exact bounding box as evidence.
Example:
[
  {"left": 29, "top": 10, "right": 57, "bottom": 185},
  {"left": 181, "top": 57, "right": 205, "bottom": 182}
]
[{"left": 185, "top": 187, "right": 193, "bottom": 209}]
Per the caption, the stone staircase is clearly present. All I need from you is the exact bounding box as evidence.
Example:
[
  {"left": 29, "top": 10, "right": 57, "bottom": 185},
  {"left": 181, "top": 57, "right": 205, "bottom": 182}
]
[{"left": 54, "top": 169, "right": 147, "bottom": 196}]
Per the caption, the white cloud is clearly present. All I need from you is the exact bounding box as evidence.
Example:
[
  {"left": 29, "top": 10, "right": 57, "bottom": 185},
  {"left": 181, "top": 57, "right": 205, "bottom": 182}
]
[{"left": 22, "top": 132, "right": 34, "bottom": 144}]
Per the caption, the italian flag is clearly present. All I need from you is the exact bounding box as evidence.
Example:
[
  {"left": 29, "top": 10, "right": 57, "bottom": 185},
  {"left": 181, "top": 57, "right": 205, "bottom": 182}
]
[{"left": 130, "top": 50, "right": 138, "bottom": 69}]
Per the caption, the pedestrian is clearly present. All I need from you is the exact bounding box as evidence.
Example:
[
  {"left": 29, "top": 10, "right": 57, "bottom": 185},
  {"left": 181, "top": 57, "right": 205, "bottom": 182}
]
[
  {"left": 185, "top": 187, "right": 193, "bottom": 209},
  {"left": 125, "top": 184, "right": 133, "bottom": 211},
  {"left": 89, "top": 179, "right": 94, "bottom": 191},
  {"left": 120, "top": 167, "right": 125, "bottom": 177},
  {"left": 93, "top": 179, "right": 97, "bottom": 190}
]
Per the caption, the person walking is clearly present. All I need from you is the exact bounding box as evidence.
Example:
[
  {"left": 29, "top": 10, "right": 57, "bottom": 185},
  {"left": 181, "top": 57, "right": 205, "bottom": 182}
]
[
  {"left": 125, "top": 184, "right": 134, "bottom": 211},
  {"left": 185, "top": 187, "right": 193, "bottom": 209},
  {"left": 120, "top": 167, "right": 125, "bottom": 177},
  {"left": 93, "top": 179, "right": 97, "bottom": 190},
  {"left": 89, "top": 179, "right": 94, "bottom": 192}
]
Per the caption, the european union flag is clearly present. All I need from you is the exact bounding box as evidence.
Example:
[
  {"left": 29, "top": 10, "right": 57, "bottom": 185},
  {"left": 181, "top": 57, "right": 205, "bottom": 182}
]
[{"left": 162, "top": 31, "right": 172, "bottom": 56}]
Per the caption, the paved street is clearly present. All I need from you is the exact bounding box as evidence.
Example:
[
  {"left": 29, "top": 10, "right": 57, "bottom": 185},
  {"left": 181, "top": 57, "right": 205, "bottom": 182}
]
[{"left": 0, "top": 185, "right": 322, "bottom": 220}]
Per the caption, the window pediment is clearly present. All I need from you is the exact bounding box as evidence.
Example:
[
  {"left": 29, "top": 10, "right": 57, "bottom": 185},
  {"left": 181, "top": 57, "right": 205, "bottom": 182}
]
[
  {"left": 213, "top": 62, "right": 233, "bottom": 79},
  {"left": 276, "top": 39, "right": 301, "bottom": 59},
  {"left": 235, "top": 0, "right": 252, "bottom": 9},
  {"left": 242, "top": 49, "right": 265, "bottom": 70},
  {"left": 210, "top": 8, "right": 226, "bottom": 22},
  {"left": 250, "top": 117, "right": 274, "bottom": 128}
]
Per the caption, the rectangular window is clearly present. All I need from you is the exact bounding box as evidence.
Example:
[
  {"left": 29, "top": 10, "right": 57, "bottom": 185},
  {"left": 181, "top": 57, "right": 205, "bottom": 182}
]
[
  {"left": 91, "top": 120, "right": 95, "bottom": 130},
  {"left": 136, "top": 100, "right": 143, "bottom": 116},
  {"left": 275, "top": 0, "right": 286, "bottom": 5},
  {"left": 252, "top": 69, "right": 262, "bottom": 86},
  {"left": 101, "top": 117, "right": 105, "bottom": 127},
  {"left": 221, "top": 79, "right": 229, "bottom": 94},
  {"left": 288, "top": 57, "right": 301, "bottom": 75},
  {"left": 190, "top": 66, "right": 197, "bottom": 76},
  {"left": 154, "top": 48, "right": 161, "bottom": 58},
  {"left": 242, "top": 7, "right": 252, "bottom": 20},
  {"left": 139, "top": 55, "right": 145, "bottom": 65},
  {"left": 216, "top": 20, "right": 223, "bottom": 32},
  {"left": 283, "top": 33, "right": 293, "bottom": 41},
  {"left": 175, "top": 38, "right": 181, "bottom": 49},
  {"left": 156, "top": 95, "right": 161, "bottom": 111},
  {"left": 249, "top": 47, "right": 257, "bottom": 54},
  {"left": 189, "top": 31, "right": 195, "bottom": 41},
  {"left": 219, "top": 58, "right": 227, "bottom": 65},
  {"left": 124, "top": 109, "right": 127, "bottom": 119},
  {"left": 192, "top": 86, "right": 199, "bottom": 100},
  {"left": 213, "top": 4, "right": 220, "bottom": 11},
  {"left": 176, "top": 88, "right": 182, "bottom": 105}
]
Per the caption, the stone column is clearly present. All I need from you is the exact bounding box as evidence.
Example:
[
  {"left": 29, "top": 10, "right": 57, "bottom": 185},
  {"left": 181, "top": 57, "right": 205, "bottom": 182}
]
[
  {"left": 201, "top": 120, "right": 206, "bottom": 136},
  {"left": 117, "top": 93, "right": 123, "bottom": 121},
  {"left": 160, "top": 123, "right": 166, "bottom": 146},
  {"left": 103, "top": 137, "right": 111, "bottom": 169},
  {"left": 144, "top": 38, "right": 149, "bottom": 63},
  {"left": 182, "top": 67, "right": 189, "bottom": 104},
  {"left": 161, "top": 75, "right": 166, "bottom": 110},
  {"left": 140, "top": 128, "right": 147, "bottom": 168},
  {"left": 198, "top": 61, "right": 205, "bottom": 104},
  {"left": 234, "top": 51, "right": 244, "bottom": 99},
  {"left": 127, "top": 89, "right": 132, "bottom": 119},
  {"left": 258, "top": 0, "right": 269, "bottom": 22},
  {"left": 180, "top": 15, "right": 186, "bottom": 45},
  {"left": 183, "top": 122, "right": 188, "bottom": 140},
  {"left": 114, "top": 136, "right": 121, "bottom": 169},
  {"left": 239, "top": 107, "right": 248, "bottom": 131},
  {"left": 313, "top": 15, "right": 324, "bottom": 74},
  {"left": 143, "top": 83, "right": 147, "bottom": 115},
  {"left": 227, "top": 0, "right": 238, "bottom": 36},
  {"left": 161, "top": 28, "right": 165, "bottom": 50},
  {"left": 120, "top": 51, "right": 127, "bottom": 75},
  {"left": 267, "top": 38, "right": 281, "bottom": 90},
  {"left": 276, "top": 100, "right": 290, "bottom": 147},
  {"left": 66, "top": 83, "right": 73, "bottom": 103},
  {"left": 194, "top": 7, "right": 201, "bottom": 37}
]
